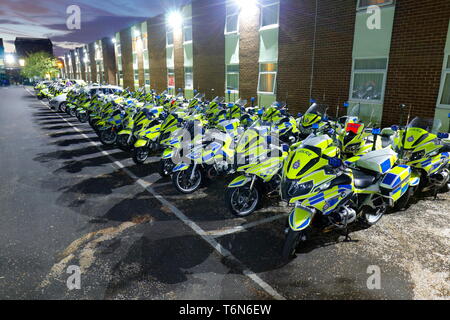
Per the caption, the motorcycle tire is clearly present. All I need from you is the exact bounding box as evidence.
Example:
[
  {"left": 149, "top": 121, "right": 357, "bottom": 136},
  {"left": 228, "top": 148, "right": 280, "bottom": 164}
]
[
  {"left": 117, "top": 135, "right": 131, "bottom": 151},
  {"left": 282, "top": 229, "right": 304, "bottom": 262},
  {"left": 78, "top": 113, "right": 88, "bottom": 123},
  {"left": 59, "top": 102, "right": 67, "bottom": 113},
  {"left": 132, "top": 147, "right": 150, "bottom": 164},
  {"left": 172, "top": 168, "right": 202, "bottom": 194},
  {"left": 394, "top": 186, "right": 414, "bottom": 211},
  {"left": 225, "top": 186, "right": 260, "bottom": 217},
  {"left": 99, "top": 129, "right": 117, "bottom": 146}
]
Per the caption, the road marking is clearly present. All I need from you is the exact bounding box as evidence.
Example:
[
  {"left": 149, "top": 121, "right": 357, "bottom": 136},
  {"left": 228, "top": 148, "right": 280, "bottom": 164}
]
[
  {"left": 205, "top": 213, "right": 288, "bottom": 237},
  {"left": 27, "top": 88, "right": 286, "bottom": 300}
]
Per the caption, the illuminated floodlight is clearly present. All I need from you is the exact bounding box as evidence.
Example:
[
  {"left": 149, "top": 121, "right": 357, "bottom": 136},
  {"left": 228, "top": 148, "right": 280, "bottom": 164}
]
[
  {"left": 111, "top": 38, "right": 116, "bottom": 44},
  {"left": 235, "top": 0, "right": 258, "bottom": 15},
  {"left": 19, "top": 59, "right": 25, "bottom": 67},
  {"left": 133, "top": 29, "right": 141, "bottom": 37},
  {"left": 5, "top": 54, "right": 16, "bottom": 65},
  {"left": 167, "top": 10, "right": 183, "bottom": 29}
]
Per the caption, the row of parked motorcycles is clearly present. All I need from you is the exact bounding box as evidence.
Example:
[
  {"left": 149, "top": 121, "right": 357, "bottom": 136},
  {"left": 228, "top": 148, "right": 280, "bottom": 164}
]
[{"left": 35, "top": 80, "right": 450, "bottom": 261}]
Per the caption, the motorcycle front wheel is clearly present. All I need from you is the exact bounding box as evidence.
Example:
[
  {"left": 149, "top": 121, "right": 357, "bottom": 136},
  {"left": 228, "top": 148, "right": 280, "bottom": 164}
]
[
  {"left": 226, "top": 186, "right": 260, "bottom": 217},
  {"left": 78, "top": 112, "right": 88, "bottom": 123},
  {"left": 282, "top": 229, "right": 304, "bottom": 262},
  {"left": 59, "top": 102, "right": 67, "bottom": 113},
  {"left": 172, "top": 168, "right": 202, "bottom": 194},
  {"left": 132, "top": 147, "right": 150, "bottom": 164},
  {"left": 99, "top": 129, "right": 117, "bottom": 146},
  {"left": 117, "top": 134, "right": 132, "bottom": 151}
]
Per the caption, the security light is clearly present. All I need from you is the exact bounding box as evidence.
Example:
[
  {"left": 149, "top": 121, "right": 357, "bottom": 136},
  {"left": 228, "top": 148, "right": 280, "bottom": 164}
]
[
  {"left": 133, "top": 29, "right": 141, "bottom": 37},
  {"left": 167, "top": 10, "right": 183, "bottom": 29},
  {"left": 19, "top": 59, "right": 25, "bottom": 67},
  {"left": 112, "top": 38, "right": 116, "bottom": 44},
  {"left": 5, "top": 54, "right": 16, "bottom": 65}
]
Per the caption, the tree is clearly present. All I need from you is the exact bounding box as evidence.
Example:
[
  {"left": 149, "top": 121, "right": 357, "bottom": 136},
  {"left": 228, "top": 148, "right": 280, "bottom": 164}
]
[{"left": 20, "top": 52, "right": 59, "bottom": 79}]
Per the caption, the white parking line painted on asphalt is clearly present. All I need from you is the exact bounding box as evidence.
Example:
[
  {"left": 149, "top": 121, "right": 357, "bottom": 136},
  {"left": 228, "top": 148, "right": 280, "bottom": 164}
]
[
  {"left": 27, "top": 88, "right": 286, "bottom": 300},
  {"left": 205, "top": 213, "right": 289, "bottom": 237}
]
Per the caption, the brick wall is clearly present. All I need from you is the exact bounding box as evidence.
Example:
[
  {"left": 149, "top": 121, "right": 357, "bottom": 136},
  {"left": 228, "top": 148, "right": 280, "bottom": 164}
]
[
  {"left": 88, "top": 42, "right": 97, "bottom": 83},
  {"left": 148, "top": 15, "right": 167, "bottom": 94},
  {"left": 101, "top": 37, "right": 117, "bottom": 85},
  {"left": 192, "top": 0, "right": 225, "bottom": 100},
  {"left": 383, "top": 0, "right": 450, "bottom": 126},
  {"left": 277, "top": 0, "right": 355, "bottom": 115},
  {"left": 239, "top": 6, "right": 260, "bottom": 102},
  {"left": 120, "top": 28, "right": 134, "bottom": 89}
]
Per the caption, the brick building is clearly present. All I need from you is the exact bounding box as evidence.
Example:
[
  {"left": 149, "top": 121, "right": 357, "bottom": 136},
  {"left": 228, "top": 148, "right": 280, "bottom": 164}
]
[{"left": 63, "top": 0, "right": 450, "bottom": 130}]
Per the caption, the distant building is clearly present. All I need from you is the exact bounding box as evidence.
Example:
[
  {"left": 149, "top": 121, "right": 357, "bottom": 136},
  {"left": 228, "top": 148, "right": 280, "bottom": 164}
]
[{"left": 14, "top": 38, "right": 53, "bottom": 58}]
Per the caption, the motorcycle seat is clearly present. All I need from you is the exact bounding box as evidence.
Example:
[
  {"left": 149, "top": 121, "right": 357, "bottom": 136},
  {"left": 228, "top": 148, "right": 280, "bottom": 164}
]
[{"left": 352, "top": 169, "right": 377, "bottom": 189}]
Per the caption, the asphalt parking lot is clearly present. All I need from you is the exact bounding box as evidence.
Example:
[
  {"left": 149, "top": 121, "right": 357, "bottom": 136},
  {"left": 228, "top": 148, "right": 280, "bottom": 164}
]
[{"left": 0, "top": 86, "right": 448, "bottom": 300}]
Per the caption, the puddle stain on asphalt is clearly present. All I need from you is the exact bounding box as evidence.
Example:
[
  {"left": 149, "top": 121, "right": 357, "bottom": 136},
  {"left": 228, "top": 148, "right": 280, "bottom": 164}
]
[{"left": 39, "top": 215, "right": 153, "bottom": 288}]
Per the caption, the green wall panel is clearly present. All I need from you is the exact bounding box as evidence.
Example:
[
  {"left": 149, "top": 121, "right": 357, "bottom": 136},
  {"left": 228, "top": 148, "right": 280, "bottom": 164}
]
[{"left": 259, "top": 27, "right": 279, "bottom": 63}]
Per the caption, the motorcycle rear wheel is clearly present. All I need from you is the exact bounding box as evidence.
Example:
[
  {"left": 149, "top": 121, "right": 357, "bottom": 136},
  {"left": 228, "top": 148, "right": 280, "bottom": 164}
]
[
  {"left": 226, "top": 186, "right": 260, "bottom": 217},
  {"left": 172, "top": 168, "right": 202, "bottom": 194}
]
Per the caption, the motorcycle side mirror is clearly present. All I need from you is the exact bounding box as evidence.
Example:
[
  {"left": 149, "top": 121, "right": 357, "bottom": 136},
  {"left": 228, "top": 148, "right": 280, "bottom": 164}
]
[
  {"left": 391, "top": 125, "right": 399, "bottom": 132},
  {"left": 329, "top": 157, "right": 342, "bottom": 168},
  {"left": 438, "top": 132, "right": 449, "bottom": 139},
  {"left": 297, "top": 113, "right": 303, "bottom": 117},
  {"left": 312, "top": 123, "right": 319, "bottom": 130},
  {"left": 372, "top": 128, "right": 381, "bottom": 135},
  {"left": 282, "top": 144, "right": 289, "bottom": 152}
]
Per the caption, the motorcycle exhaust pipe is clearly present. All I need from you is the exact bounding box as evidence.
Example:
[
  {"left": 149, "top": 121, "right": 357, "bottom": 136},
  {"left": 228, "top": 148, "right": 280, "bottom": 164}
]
[{"left": 430, "top": 168, "right": 449, "bottom": 187}]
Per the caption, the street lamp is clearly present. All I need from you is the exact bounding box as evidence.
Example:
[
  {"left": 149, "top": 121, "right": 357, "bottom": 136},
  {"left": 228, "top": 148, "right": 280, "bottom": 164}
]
[{"left": 19, "top": 59, "right": 25, "bottom": 67}]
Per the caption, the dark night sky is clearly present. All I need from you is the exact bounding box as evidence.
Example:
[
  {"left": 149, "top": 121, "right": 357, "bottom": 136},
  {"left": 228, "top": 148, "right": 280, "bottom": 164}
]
[{"left": 0, "top": 0, "right": 187, "bottom": 57}]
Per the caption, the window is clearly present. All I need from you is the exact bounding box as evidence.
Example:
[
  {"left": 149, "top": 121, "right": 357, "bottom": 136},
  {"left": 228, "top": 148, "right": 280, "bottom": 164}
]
[
  {"left": 225, "top": 4, "right": 239, "bottom": 34},
  {"left": 261, "top": 2, "right": 279, "bottom": 28},
  {"left": 351, "top": 58, "right": 388, "bottom": 102},
  {"left": 226, "top": 65, "right": 239, "bottom": 91},
  {"left": 185, "top": 67, "right": 193, "bottom": 89},
  {"left": 358, "top": 0, "right": 394, "bottom": 9},
  {"left": 258, "top": 63, "right": 277, "bottom": 94},
  {"left": 168, "top": 68, "right": 175, "bottom": 88},
  {"left": 184, "top": 23, "right": 192, "bottom": 43},
  {"left": 439, "top": 55, "right": 450, "bottom": 106},
  {"left": 166, "top": 31, "right": 173, "bottom": 46}
]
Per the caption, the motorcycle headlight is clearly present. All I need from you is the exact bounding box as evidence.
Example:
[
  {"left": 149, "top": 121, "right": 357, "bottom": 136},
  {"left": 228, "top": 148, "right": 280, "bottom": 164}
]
[
  {"left": 345, "top": 143, "right": 360, "bottom": 153},
  {"left": 411, "top": 150, "right": 425, "bottom": 162},
  {"left": 282, "top": 180, "right": 314, "bottom": 199}
]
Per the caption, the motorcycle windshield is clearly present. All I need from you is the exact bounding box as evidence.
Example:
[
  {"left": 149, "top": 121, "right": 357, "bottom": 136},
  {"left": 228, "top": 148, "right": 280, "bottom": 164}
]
[
  {"left": 283, "top": 146, "right": 322, "bottom": 180},
  {"left": 235, "top": 99, "right": 247, "bottom": 107},
  {"left": 407, "top": 117, "right": 441, "bottom": 134},
  {"left": 305, "top": 103, "right": 328, "bottom": 116}
]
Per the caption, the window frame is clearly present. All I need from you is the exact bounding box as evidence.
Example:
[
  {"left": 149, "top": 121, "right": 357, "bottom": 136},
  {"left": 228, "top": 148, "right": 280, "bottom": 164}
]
[
  {"left": 257, "top": 62, "right": 278, "bottom": 95},
  {"left": 226, "top": 64, "right": 239, "bottom": 93},
  {"left": 357, "top": 0, "right": 395, "bottom": 11},
  {"left": 166, "top": 30, "right": 174, "bottom": 47},
  {"left": 183, "top": 22, "right": 193, "bottom": 44},
  {"left": 437, "top": 54, "right": 450, "bottom": 109},
  {"left": 184, "top": 66, "right": 193, "bottom": 90},
  {"left": 225, "top": 5, "right": 239, "bottom": 35},
  {"left": 167, "top": 68, "right": 175, "bottom": 88},
  {"left": 260, "top": 1, "right": 280, "bottom": 30},
  {"left": 349, "top": 56, "right": 389, "bottom": 104}
]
